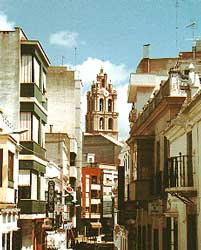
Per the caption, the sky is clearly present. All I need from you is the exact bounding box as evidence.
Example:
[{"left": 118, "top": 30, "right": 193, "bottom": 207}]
[{"left": 0, "top": 0, "right": 201, "bottom": 139}]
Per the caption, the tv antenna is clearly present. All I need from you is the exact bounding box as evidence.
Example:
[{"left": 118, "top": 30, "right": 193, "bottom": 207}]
[
  {"left": 175, "top": 0, "right": 179, "bottom": 51},
  {"left": 74, "top": 47, "right": 77, "bottom": 71},
  {"left": 61, "top": 56, "right": 65, "bottom": 66},
  {"left": 185, "top": 21, "right": 196, "bottom": 41}
]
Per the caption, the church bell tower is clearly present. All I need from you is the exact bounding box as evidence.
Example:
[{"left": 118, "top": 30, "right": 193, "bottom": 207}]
[{"left": 85, "top": 68, "right": 118, "bottom": 139}]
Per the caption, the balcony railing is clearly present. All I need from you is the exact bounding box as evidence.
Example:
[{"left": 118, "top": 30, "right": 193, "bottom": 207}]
[{"left": 167, "top": 153, "right": 193, "bottom": 188}]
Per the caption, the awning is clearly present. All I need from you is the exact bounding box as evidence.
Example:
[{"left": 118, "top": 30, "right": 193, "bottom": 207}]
[{"left": 90, "top": 222, "right": 102, "bottom": 228}]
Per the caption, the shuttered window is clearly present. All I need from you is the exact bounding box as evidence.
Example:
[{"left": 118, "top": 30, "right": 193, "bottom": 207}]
[
  {"left": 40, "top": 175, "right": 45, "bottom": 200},
  {"left": 21, "top": 55, "right": 32, "bottom": 83},
  {"left": 42, "top": 70, "right": 46, "bottom": 93},
  {"left": 20, "top": 112, "right": 31, "bottom": 141},
  {"left": 8, "top": 151, "right": 14, "bottom": 182},
  {"left": 31, "top": 172, "right": 38, "bottom": 200},
  {"left": 41, "top": 122, "right": 46, "bottom": 148},
  {"left": 33, "top": 57, "right": 40, "bottom": 87},
  {"left": 19, "top": 170, "right": 30, "bottom": 186},
  {"left": 32, "top": 115, "right": 39, "bottom": 143}
]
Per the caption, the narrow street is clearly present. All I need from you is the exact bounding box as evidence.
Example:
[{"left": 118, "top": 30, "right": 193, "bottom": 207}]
[{"left": 0, "top": 1, "right": 201, "bottom": 250}]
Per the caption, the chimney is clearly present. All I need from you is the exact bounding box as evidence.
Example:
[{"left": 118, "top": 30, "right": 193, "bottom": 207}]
[
  {"left": 143, "top": 44, "right": 150, "bottom": 58},
  {"left": 50, "top": 125, "right": 53, "bottom": 133}
]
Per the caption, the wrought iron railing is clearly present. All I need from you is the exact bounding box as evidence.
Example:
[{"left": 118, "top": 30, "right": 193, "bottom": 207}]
[{"left": 167, "top": 153, "right": 193, "bottom": 188}]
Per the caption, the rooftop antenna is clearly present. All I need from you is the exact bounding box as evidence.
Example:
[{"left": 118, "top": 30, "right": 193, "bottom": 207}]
[
  {"left": 61, "top": 56, "right": 65, "bottom": 66},
  {"left": 185, "top": 21, "right": 196, "bottom": 42},
  {"left": 175, "top": 0, "right": 179, "bottom": 51},
  {"left": 74, "top": 47, "right": 77, "bottom": 71}
]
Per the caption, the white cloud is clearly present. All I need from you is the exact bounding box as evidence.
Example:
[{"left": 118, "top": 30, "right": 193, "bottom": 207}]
[
  {"left": 77, "top": 57, "right": 131, "bottom": 140},
  {"left": 49, "top": 31, "right": 78, "bottom": 48},
  {"left": 0, "top": 12, "right": 14, "bottom": 30},
  {"left": 76, "top": 57, "right": 129, "bottom": 91}
]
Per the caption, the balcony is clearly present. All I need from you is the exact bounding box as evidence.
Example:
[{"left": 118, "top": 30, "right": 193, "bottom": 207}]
[
  {"left": 130, "top": 179, "right": 151, "bottom": 201},
  {"left": 20, "top": 141, "right": 46, "bottom": 159},
  {"left": 165, "top": 154, "right": 196, "bottom": 196},
  {"left": 20, "top": 83, "right": 47, "bottom": 110},
  {"left": 18, "top": 199, "right": 46, "bottom": 214}
]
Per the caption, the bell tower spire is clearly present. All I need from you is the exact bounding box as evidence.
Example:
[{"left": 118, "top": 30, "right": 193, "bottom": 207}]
[{"left": 85, "top": 68, "right": 119, "bottom": 139}]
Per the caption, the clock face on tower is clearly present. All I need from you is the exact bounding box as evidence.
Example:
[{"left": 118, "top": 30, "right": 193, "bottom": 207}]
[{"left": 103, "top": 88, "right": 109, "bottom": 97}]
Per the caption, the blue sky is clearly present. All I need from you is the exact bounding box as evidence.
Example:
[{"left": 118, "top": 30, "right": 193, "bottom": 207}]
[{"left": 0, "top": 0, "right": 200, "bottom": 139}]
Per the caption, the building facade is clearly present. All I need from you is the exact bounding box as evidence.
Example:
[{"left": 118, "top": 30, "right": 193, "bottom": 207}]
[
  {"left": 81, "top": 166, "right": 102, "bottom": 238},
  {"left": 164, "top": 64, "right": 201, "bottom": 250},
  {"left": 0, "top": 27, "right": 50, "bottom": 250},
  {"left": 0, "top": 111, "right": 21, "bottom": 250},
  {"left": 127, "top": 42, "right": 201, "bottom": 250},
  {"left": 46, "top": 66, "right": 82, "bottom": 236},
  {"left": 83, "top": 69, "right": 122, "bottom": 242}
]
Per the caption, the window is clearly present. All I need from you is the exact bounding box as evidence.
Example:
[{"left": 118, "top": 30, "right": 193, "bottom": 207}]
[
  {"left": 2, "top": 215, "right": 6, "bottom": 223},
  {"left": 156, "top": 141, "right": 160, "bottom": 171},
  {"left": 108, "top": 99, "right": 112, "bottom": 112},
  {"left": 20, "top": 112, "right": 31, "bottom": 141},
  {"left": 99, "top": 117, "right": 104, "bottom": 130},
  {"left": 33, "top": 57, "right": 40, "bottom": 87},
  {"left": 99, "top": 98, "right": 104, "bottom": 111},
  {"left": 187, "top": 131, "right": 193, "bottom": 186},
  {"left": 91, "top": 204, "right": 98, "bottom": 213},
  {"left": 91, "top": 190, "right": 98, "bottom": 199},
  {"left": 108, "top": 118, "right": 113, "bottom": 130},
  {"left": 6, "top": 233, "right": 10, "bottom": 250},
  {"left": 32, "top": 115, "right": 39, "bottom": 143},
  {"left": 2, "top": 234, "right": 5, "bottom": 250},
  {"left": 40, "top": 175, "right": 45, "bottom": 200},
  {"left": 0, "top": 149, "right": 2, "bottom": 187},
  {"left": 42, "top": 70, "right": 47, "bottom": 94},
  {"left": 41, "top": 123, "right": 46, "bottom": 148},
  {"left": 8, "top": 214, "right": 11, "bottom": 223},
  {"left": 31, "top": 172, "right": 38, "bottom": 200},
  {"left": 92, "top": 176, "right": 98, "bottom": 184},
  {"left": 19, "top": 186, "right": 31, "bottom": 199},
  {"left": 8, "top": 151, "right": 14, "bottom": 185},
  {"left": 20, "top": 55, "right": 32, "bottom": 83},
  {"left": 102, "top": 79, "right": 104, "bottom": 87}
]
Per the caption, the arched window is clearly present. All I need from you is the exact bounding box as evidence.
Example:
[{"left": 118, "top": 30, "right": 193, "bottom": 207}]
[
  {"left": 108, "top": 99, "right": 112, "bottom": 112},
  {"left": 108, "top": 118, "right": 113, "bottom": 130},
  {"left": 99, "top": 98, "right": 104, "bottom": 111},
  {"left": 99, "top": 117, "right": 104, "bottom": 129},
  {"left": 102, "top": 79, "right": 105, "bottom": 87}
]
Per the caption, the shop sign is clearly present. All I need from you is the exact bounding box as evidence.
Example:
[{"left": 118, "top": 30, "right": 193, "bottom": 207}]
[
  {"left": 66, "top": 186, "right": 74, "bottom": 194},
  {"left": 48, "top": 181, "right": 55, "bottom": 213}
]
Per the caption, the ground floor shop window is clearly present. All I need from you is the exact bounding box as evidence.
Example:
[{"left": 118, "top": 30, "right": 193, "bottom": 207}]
[
  {"left": 154, "top": 229, "right": 159, "bottom": 250},
  {"left": 2, "top": 234, "right": 5, "bottom": 250},
  {"left": 6, "top": 233, "right": 10, "bottom": 250}
]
